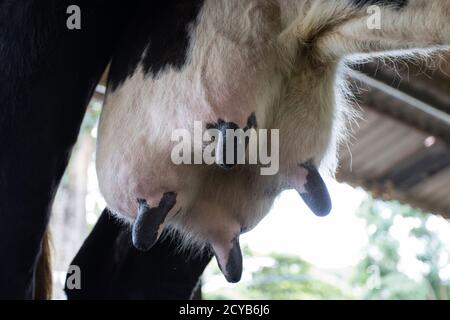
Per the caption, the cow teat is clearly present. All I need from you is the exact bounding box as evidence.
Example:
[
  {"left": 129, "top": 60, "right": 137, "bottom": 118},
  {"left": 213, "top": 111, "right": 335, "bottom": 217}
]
[
  {"left": 294, "top": 161, "right": 332, "bottom": 217},
  {"left": 132, "top": 192, "right": 177, "bottom": 252}
]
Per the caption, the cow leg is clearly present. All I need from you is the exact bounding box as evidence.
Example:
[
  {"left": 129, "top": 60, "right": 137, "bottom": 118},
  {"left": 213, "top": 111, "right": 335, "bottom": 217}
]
[
  {"left": 0, "top": 0, "right": 135, "bottom": 299},
  {"left": 65, "top": 209, "right": 213, "bottom": 300}
]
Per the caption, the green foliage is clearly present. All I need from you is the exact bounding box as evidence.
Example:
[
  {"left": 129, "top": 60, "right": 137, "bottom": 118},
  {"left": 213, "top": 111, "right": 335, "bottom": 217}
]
[
  {"left": 244, "top": 253, "right": 351, "bottom": 299},
  {"left": 353, "top": 198, "right": 449, "bottom": 300},
  {"left": 204, "top": 248, "right": 353, "bottom": 300}
]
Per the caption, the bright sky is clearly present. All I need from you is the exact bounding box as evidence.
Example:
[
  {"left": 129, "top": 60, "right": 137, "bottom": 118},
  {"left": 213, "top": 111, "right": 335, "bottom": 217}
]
[{"left": 240, "top": 179, "right": 368, "bottom": 269}]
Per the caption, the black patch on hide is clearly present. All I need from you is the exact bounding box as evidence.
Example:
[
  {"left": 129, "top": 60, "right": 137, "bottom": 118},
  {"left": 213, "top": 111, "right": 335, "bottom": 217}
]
[{"left": 108, "top": 0, "right": 205, "bottom": 91}]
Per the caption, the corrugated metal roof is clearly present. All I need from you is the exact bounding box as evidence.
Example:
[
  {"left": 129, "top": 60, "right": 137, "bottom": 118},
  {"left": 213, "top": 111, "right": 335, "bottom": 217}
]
[{"left": 337, "top": 56, "right": 450, "bottom": 218}]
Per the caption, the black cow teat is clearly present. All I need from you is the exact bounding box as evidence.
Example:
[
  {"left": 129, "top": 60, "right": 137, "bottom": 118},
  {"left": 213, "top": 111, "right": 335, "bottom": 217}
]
[
  {"left": 225, "top": 237, "right": 243, "bottom": 283},
  {"left": 212, "top": 236, "right": 243, "bottom": 283},
  {"left": 297, "top": 162, "right": 332, "bottom": 217},
  {"left": 132, "top": 192, "right": 177, "bottom": 252}
]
